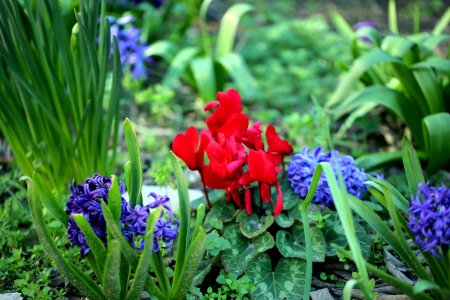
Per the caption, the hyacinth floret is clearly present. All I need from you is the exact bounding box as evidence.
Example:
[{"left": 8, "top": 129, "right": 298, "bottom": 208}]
[
  {"left": 408, "top": 183, "right": 450, "bottom": 258},
  {"left": 108, "top": 15, "right": 151, "bottom": 79},
  {"left": 66, "top": 174, "right": 179, "bottom": 256},
  {"left": 287, "top": 147, "right": 370, "bottom": 206},
  {"left": 121, "top": 192, "right": 179, "bottom": 252},
  {"left": 66, "top": 174, "right": 124, "bottom": 256}
]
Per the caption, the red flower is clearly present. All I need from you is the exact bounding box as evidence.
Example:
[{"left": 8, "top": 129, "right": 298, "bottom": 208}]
[
  {"left": 172, "top": 127, "right": 209, "bottom": 170},
  {"left": 204, "top": 89, "right": 248, "bottom": 137},
  {"left": 206, "top": 137, "right": 246, "bottom": 180},
  {"left": 266, "top": 124, "right": 293, "bottom": 164},
  {"left": 242, "top": 121, "right": 264, "bottom": 150},
  {"left": 248, "top": 150, "right": 279, "bottom": 185}
]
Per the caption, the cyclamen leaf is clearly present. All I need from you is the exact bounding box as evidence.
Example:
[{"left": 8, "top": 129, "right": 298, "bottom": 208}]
[
  {"left": 245, "top": 253, "right": 306, "bottom": 300},
  {"left": 276, "top": 223, "right": 326, "bottom": 262},
  {"left": 237, "top": 211, "right": 274, "bottom": 238},
  {"left": 204, "top": 201, "right": 236, "bottom": 231},
  {"left": 275, "top": 212, "right": 295, "bottom": 228},
  {"left": 222, "top": 225, "right": 275, "bottom": 277}
]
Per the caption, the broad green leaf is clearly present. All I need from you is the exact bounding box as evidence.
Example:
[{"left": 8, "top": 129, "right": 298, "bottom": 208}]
[
  {"left": 401, "top": 136, "right": 425, "bottom": 195},
  {"left": 124, "top": 119, "right": 142, "bottom": 207},
  {"left": 334, "top": 85, "right": 424, "bottom": 147},
  {"left": 32, "top": 173, "right": 68, "bottom": 224},
  {"left": 433, "top": 7, "right": 450, "bottom": 34},
  {"left": 388, "top": 0, "right": 399, "bottom": 34},
  {"left": 237, "top": 211, "right": 274, "bottom": 238},
  {"left": 277, "top": 178, "right": 299, "bottom": 210},
  {"left": 356, "top": 150, "right": 404, "bottom": 171},
  {"left": 108, "top": 175, "right": 122, "bottom": 222},
  {"left": 216, "top": 3, "right": 253, "bottom": 56},
  {"left": 162, "top": 47, "right": 200, "bottom": 87},
  {"left": 27, "top": 179, "right": 105, "bottom": 300},
  {"left": 355, "top": 223, "right": 371, "bottom": 260},
  {"left": 330, "top": 10, "right": 355, "bottom": 41},
  {"left": 413, "top": 56, "right": 450, "bottom": 73},
  {"left": 276, "top": 223, "right": 326, "bottom": 262},
  {"left": 422, "top": 112, "right": 450, "bottom": 173},
  {"left": 245, "top": 253, "right": 306, "bottom": 300},
  {"left": 126, "top": 207, "right": 163, "bottom": 300},
  {"left": 381, "top": 36, "right": 417, "bottom": 60},
  {"left": 102, "top": 240, "right": 121, "bottom": 300},
  {"left": 144, "top": 40, "right": 177, "bottom": 61},
  {"left": 222, "top": 225, "right": 275, "bottom": 277},
  {"left": 72, "top": 214, "right": 107, "bottom": 278},
  {"left": 322, "top": 212, "right": 347, "bottom": 256},
  {"left": 204, "top": 201, "right": 236, "bottom": 231},
  {"left": 190, "top": 56, "right": 217, "bottom": 102},
  {"left": 413, "top": 68, "right": 444, "bottom": 114},
  {"left": 217, "top": 53, "right": 256, "bottom": 99},
  {"left": 327, "top": 49, "right": 402, "bottom": 108},
  {"left": 172, "top": 228, "right": 207, "bottom": 300},
  {"left": 170, "top": 152, "right": 191, "bottom": 293},
  {"left": 275, "top": 212, "right": 295, "bottom": 228}
]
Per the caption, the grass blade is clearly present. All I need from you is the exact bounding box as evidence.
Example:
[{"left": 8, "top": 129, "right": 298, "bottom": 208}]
[
  {"left": 102, "top": 240, "right": 122, "bottom": 300},
  {"left": 401, "top": 136, "right": 425, "bottom": 195},
  {"left": 124, "top": 119, "right": 143, "bottom": 207}
]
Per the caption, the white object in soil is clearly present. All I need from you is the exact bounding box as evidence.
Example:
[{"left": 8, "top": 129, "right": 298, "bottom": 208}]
[{"left": 123, "top": 185, "right": 203, "bottom": 213}]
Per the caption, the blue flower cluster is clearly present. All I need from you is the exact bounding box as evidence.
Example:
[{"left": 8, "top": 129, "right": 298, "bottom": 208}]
[
  {"left": 408, "top": 183, "right": 450, "bottom": 258},
  {"left": 122, "top": 193, "right": 179, "bottom": 252},
  {"left": 287, "top": 147, "right": 370, "bottom": 206},
  {"left": 66, "top": 174, "right": 178, "bottom": 256},
  {"left": 109, "top": 15, "right": 151, "bottom": 79}
]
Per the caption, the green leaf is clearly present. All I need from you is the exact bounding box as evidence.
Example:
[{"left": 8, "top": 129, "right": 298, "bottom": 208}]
[
  {"left": 190, "top": 56, "right": 217, "bottom": 102},
  {"left": 170, "top": 152, "right": 191, "bottom": 293},
  {"left": 27, "top": 179, "right": 105, "bottom": 300},
  {"left": 108, "top": 175, "right": 123, "bottom": 222},
  {"left": 124, "top": 118, "right": 142, "bottom": 206},
  {"left": 356, "top": 150, "right": 404, "bottom": 171},
  {"left": 216, "top": 3, "right": 253, "bottom": 56},
  {"left": 172, "top": 228, "right": 207, "bottom": 300},
  {"left": 402, "top": 135, "right": 425, "bottom": 196},
  {"left": 217, "top": 53, "right": 256, "bottom": 99},
  {"left": 162, "top": 47, "right": 200, "bottom": 87},
  {"left": 276, "top": 223, "right": 326, "bottom": 262},
  {"left": 102, "top": 240, "right": 122, "bottom": 300},
  {"left": 204, "top": 201, "right": 236, "bottom": 231},
  {"left": 126, "top": 207, "right": 163, "bottom": 300},
  {"left": 422, "top": 112, "right": 450, "bottom": 173},
  {"left": 355, "top": 223, "right": 371, "bottom": 260},
  {"left": 433, "top": 7, "right": 450, "bottom": 34},
  {"left": 277, "top": 178, "right": 299, "bottom": 211},
  {"left": 237, "top": 211, "right": 274, "bottom": 238},
  {"left": 222, "top": 225, "right": 275, "bottom": 277},
  {"left": 245, "top": 253, "right": 306, "bottom": 300},
  {"left": 413, "top": 280, "right": 440, "bottom": 294},
  {"left": 322, "top": 212, "right": 347, "bottom": 256},
  {"left": 275, "top": 212, "right": 295, "bottom": 228},
  {"left": 144, "top": 40, "right": 177, "bottom": 62},
  {"left": 72, "top": 214, "right": 106, "bottom": 278},
  {"left": 330, "top": 10, "right": 355, "bottom": 41}
]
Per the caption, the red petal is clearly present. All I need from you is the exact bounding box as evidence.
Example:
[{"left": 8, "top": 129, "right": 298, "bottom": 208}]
[
  {"left": 204, "top": 101, "right": 219, "bottom": 111},
  {"left": 245, "top": 189, "right": 252, "bottom": 215},
  {"left": 219, "top": 113, "right": 249, "bottom": 138},
  {"left": 274, "top": 182, "right": 283, "bottom": 216},
  {"left": 185, "top": 127, "right": 199, "bottom": 151},
  {"left": 260, "top": 183, "right": 271, "bottom": 202},
  {"left": 172, "top": 133, "right": 196, "bottom": 170},
  {"left": 202, "top": 166, "right": 228, "bottom": 189},
  {"left": 248, "top": 150, "right": 279, "bottom": 185},
  {"left": 207, "top": 141, "right": 229, "bottom": 178},
  {"left": 266, "top": 125, "right": 293, "bottom": 155}
]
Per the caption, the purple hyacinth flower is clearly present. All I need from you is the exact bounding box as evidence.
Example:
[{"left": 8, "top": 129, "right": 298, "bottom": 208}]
[
  {"left": 353, "top": 21, "right": 377, "bottom": 30},
  {"left": 121, "top": 193, "right": 179, "bottom": 252},
  {"left": 287, "top": 147, "right": 374, "bottom": 206},
  {"left": 107, "top": 15, "right": 152, "bottom": 80},
  {"left": 66, "top": 174, "right": 126, "bottom": 256},
  {"left": 408, "top": 183, "right": 450, "bottom": 258}
]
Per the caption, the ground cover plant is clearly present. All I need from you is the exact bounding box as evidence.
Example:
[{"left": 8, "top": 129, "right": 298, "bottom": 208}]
[{"left": 0, "top": 0, "right": 449, "bottom": 299}]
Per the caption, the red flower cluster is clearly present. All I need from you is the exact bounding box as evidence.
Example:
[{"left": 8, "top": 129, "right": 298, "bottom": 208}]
[{"left": 172, "top": 89, "right": 293, "bottom": 216}]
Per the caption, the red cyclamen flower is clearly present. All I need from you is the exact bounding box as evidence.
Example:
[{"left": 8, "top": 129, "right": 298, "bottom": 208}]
[{"left": 172, "top": 127, "right": 208, "bottom": 171}]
